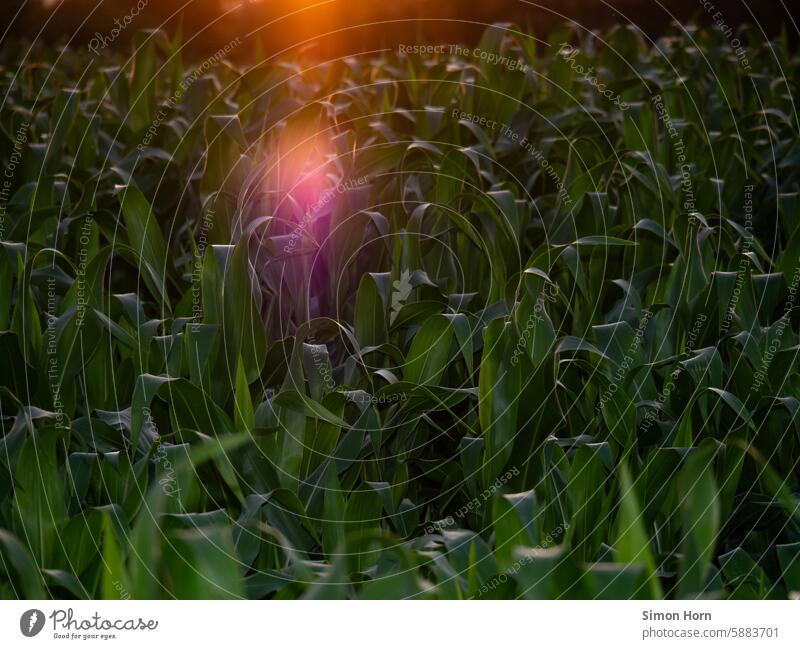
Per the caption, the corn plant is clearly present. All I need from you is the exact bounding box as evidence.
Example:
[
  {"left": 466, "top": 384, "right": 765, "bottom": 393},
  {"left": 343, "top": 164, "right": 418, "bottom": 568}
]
[{"left": 0, "top": 21, "right": 798, "bottom": 599}]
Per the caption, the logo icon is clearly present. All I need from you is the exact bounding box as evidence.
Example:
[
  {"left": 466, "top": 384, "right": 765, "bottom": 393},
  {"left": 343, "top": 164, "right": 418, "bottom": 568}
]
[
  {"left": 20, "top": 609, "right": 45, "bottom": 637},
  {"left": 390, "top": 269, "right": 413, "bottom": 323}
]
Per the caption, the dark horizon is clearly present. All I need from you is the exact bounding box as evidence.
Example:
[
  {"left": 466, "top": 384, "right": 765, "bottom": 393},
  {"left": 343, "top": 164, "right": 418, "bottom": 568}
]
[{"left": 3, "top": 0, "right": 792, "bottom": 60}]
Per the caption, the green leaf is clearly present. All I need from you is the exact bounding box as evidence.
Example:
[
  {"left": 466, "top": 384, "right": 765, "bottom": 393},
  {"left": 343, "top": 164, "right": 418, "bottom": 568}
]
[
  {"left": 479, "top": 319, "right": 522, "bottom": 487},
  {"left": 116, "top": 183, "right": 170, "bottom": 308},
  {"left": 221, "top": 240, "right": 267, "bottom": 384},
  {"left": 677, "top": 446, "right": 720, "bottom": 598},
  {"left": 614, "top": 463, "right": 662, "bottom": 598},
  {"left": 101, "top": 512, "right": 129, "bottom": 600},
  {"left": 234, "top": 355, "right": 254, "bottom": 432},
  {"left": 12, "top": 429, "right": 67, "bottom": 565},
  {"left": 404, "top": 315, "right": 453, "bottom": 385},
  {"left": 354, "top": 273, "right": 387, "bottom": 348},
  {"left": 0, "top": 529, "right": 46, "bottom": 598}
]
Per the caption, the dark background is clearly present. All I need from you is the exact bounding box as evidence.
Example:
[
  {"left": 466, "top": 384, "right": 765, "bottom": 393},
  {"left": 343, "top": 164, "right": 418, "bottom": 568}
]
[{"left": 2, "top": 0, "right": 792, "bottom": 58}]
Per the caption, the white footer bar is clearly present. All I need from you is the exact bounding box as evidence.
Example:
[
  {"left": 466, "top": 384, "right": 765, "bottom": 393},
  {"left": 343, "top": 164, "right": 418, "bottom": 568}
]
[{"left": 1, "top": 600, "right": 798, "bottom": 648}]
